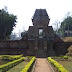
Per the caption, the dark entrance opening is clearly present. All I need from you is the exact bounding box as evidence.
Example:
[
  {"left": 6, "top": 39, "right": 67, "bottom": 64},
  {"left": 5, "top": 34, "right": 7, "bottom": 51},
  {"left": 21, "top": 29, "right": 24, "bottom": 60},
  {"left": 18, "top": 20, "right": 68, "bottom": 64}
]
[{"left": 36, "top": 39, "right": 46, "bottom": 58}]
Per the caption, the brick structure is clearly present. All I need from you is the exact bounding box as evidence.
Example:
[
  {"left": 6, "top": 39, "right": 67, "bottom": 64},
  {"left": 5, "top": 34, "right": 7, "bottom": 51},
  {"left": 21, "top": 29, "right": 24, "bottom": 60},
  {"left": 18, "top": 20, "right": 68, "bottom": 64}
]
[
  {"left": 0, "top": 9, "right": 72, "bottom": 57},
  {"left": 0, "top": 40, "right": 28, "bottom": 55},
  {"left": 27, "top": 9, "right": 55, "bottom": 57}
]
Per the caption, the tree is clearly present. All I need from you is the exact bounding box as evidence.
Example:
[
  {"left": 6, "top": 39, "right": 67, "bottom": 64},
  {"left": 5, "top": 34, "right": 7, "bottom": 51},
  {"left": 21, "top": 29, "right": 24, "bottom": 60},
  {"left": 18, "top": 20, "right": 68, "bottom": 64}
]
[
  {"left": 59, "top": 16, "right": 72, "bottom": 37},
  {"left": 21, "top": 30, "right": 28, "bottom": 37},
  {"left": 52, "top": 20, "right": 61, "bottom": 36},
  {"left": 0, "top": 8, "right": 17, "bottom": 40}
]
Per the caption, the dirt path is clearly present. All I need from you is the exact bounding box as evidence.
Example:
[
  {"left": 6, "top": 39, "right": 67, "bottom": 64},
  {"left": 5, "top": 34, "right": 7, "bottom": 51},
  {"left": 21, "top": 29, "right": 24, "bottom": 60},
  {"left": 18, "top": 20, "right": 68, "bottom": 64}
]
[{"left": 33, "top": 58, "right": 55, "bottom": 72}]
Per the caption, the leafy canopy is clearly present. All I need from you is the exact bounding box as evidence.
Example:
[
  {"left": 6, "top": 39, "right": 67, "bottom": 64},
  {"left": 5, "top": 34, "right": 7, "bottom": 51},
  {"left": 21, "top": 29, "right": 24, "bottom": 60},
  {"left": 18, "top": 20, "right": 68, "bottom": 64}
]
[
  {"left": 58, "top": 16, "right": 72, "bottom": 37},
  {"left": 0, "top": 8, "right": 17, "bottom": 40}
]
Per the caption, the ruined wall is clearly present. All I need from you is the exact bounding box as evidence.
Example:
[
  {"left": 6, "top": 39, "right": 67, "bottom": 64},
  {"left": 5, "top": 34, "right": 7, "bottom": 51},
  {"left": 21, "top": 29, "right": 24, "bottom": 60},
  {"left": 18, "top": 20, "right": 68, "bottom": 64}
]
[
  {"left": 53, "top": 34, "right": 72, "bottom": 56},
  {"left": 0, "top": 40, "right": 29, "bottom": 55},
  {"left": 0, "top": 39, "right": 72, "bottom": 56},
  {"left": 54, "top": 42, "right": 72, "bottom": 56}
]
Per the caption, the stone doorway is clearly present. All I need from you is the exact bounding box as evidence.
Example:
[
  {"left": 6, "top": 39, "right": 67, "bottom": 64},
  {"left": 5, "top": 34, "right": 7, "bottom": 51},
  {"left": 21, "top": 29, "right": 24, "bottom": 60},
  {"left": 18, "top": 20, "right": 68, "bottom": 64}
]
[{"left": 36, "top": 39, "right": 46, "bottom": 58}]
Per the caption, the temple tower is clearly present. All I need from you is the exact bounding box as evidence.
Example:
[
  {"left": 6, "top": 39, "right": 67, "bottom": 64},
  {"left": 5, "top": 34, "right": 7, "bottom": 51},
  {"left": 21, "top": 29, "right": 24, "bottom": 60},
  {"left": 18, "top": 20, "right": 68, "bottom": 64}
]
[{"left": 27, "top": 9, "right": 55, "bottom": 57}]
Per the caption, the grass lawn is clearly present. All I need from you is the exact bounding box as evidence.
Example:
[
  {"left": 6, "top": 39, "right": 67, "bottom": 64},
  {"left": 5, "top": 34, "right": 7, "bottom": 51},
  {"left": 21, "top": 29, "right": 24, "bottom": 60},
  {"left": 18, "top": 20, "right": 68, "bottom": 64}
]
[
  {"left": 56, "top": 56, "right": 72, "bottom": 72},
  {"left": 61, "top": 36, "right": 72, "bottom": 42},
  {"left": 0, "top": 59, "right": 9, "bottom": 65},
  {"left": 7, "top": 61, "right": 28, "bottom": 72}
]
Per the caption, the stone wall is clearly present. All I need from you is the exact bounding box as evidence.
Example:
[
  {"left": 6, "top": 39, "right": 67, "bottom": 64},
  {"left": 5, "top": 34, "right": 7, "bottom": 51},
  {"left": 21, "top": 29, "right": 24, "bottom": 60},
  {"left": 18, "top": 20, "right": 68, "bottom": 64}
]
[
  {"left": 0, "top": 40, "right": 29, "bottom": 55},
  {"left": 0, "top": 39, "right": 72, "bottom": 56},
  {"left": 54, "top": 42, "right": 72, "bottom": 56},
  {"left": 53, "top": 34, "right": 72, "bottom": 56}
]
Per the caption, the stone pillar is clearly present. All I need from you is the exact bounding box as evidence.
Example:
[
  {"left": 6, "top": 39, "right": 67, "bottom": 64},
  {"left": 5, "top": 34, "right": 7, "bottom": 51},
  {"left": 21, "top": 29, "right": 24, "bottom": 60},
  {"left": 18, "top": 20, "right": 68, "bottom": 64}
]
[
  {"left": 44, "top": 41, "right": 47, "bottom": 57},
  {"left": 44, "top": 41, "right": 47, "bottom": 50},
  {"left": 35, "top": 40, "right": 38, "bottom": 50},
  {"left": 48, "top": 41, "right": 55, "bottom": 56}
]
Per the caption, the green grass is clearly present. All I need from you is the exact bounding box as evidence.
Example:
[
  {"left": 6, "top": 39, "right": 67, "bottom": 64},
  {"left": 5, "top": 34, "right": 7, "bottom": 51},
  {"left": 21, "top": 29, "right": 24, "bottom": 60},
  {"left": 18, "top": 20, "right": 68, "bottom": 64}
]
[
  {"left": 61, "top": 36, "right": 72, "bottom": 42},
  {"left": 7, "top": 61, "right": 28, "bottom": 72},
  {"left": 56, "top": 56, "right": 72, "bottom": 72},
  {"left": 0, "top": 59, "right": 10, "bottom": 65},
  {"left": 58, "top": 61, "right": 72, "bottom": 72}
]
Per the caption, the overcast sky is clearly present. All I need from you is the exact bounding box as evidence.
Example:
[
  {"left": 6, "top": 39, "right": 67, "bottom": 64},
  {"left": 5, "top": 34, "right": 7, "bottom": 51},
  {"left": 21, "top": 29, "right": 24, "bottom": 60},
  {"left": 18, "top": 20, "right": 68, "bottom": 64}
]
[{"left": 0, "top": 0, "right": 72, "bottom": 34}]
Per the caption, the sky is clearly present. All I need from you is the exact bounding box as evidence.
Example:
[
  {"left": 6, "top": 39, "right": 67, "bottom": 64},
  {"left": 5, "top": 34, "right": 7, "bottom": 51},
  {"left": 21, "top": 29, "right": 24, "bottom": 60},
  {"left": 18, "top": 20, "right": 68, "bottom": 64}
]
[{"left": 0, "top": 0, "right": 72, "bottom": 35}]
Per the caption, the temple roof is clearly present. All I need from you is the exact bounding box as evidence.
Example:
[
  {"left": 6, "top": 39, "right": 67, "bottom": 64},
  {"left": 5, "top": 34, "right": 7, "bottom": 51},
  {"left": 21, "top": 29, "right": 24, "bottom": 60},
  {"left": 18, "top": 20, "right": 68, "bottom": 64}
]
[
  {"left": 32, "top": 9, "right": 50, "bottom": 26},
  {"left": 33, "top": 9, "right": 48, "bottom": 17}
]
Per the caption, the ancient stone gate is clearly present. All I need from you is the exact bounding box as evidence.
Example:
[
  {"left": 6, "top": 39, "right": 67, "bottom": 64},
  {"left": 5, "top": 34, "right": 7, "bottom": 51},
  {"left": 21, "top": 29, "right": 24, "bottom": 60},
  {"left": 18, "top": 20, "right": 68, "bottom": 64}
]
[
  {"left": 0, "top": 9, "right": 71, "bottom": 57},
  {"left": 27, "top": 9, "right": 55, "bottom": 57}
]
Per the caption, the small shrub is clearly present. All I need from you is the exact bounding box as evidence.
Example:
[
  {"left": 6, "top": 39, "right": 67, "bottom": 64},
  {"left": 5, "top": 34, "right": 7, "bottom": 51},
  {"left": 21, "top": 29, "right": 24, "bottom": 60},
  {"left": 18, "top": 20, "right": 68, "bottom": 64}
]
[
  {"left": 1, "top": 54, "right": 23, "bottom": 61},
  {"left": 53, "top": 55, "right": 69, "bottom": 59},
  {"left": 20, "top": 57, "right": 36, "bottom": 72},
  {"left": 48, "top": 57, "right": 69, "bottom": 72},
  {"left": 0, "top": 57, "right": 24, "bottom": 72},
  {"left": 63, "top": 55, "right": 69, "bottom": 59}
]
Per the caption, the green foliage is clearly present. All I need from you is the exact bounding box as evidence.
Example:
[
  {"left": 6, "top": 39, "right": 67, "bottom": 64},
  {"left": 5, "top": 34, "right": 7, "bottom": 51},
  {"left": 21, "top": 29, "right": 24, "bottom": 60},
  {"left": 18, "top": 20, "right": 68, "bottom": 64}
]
[
  {"left": 21, "top": 30, "right": 28, "bottom": 37},
  {"left": 59, "top": 55, "right": 69, "bottom": 59},
  {"left": 26, "top": 56, "right": 34, "bottom": 59},
  {"left": 0, "top": 57, "right": 24, "bottom": 72},
  {"left": 0, "top": 8, "right": 17, "bottom": 40},
  {"left": 58, "top": 16, "right": 72, "bottom": 37},
  {"left": 20, "top": 57, "right": 36, "bottom": 72},
  {"left": 61, "top": 17, "right": 72, "bottom": 31},
  {"left": 1, "top": 55, "right": 23, "bottom": 61},
  {"left": 48, "top": 57, "right": 69, "bottom": 72},
  {"left": 53, "top": 55, "right": 69, "bottom": 59}
]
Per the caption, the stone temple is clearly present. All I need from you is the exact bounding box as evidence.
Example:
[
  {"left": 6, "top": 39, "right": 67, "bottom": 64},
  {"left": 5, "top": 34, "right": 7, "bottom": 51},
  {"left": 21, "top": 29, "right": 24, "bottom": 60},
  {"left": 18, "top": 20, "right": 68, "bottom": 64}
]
[
  {"left": 0, "top": 9, "right": 71, "bottom": 57},
  {"left": 27, "top": 9, "right": 55, "bottom": 57}
]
